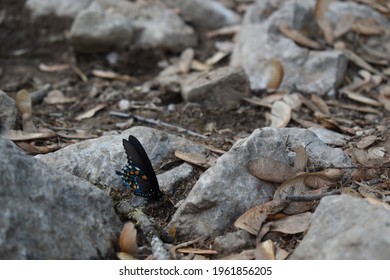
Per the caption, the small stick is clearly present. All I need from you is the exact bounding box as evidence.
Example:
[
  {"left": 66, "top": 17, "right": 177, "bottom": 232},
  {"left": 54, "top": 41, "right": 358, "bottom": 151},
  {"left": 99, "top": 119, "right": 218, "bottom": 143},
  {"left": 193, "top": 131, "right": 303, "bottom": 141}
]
[
  {"left": 110, "top": 111, "right": 208, "bottom": 139},
  {"left": 287, "top": 189, "right": 341, "bottom": 202}
]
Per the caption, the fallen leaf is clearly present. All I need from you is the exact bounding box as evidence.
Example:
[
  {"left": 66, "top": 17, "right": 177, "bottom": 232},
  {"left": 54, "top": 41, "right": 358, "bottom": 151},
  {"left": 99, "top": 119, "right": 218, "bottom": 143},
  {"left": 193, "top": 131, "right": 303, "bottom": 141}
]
[
  {"left": 303, "top": 169, "right": 343, "bottom": 188},
  {"left": 311, "top": 94, "right": 330, "bottom": 115},
  {"left": 356, "top": 135, "right": 378, "bottom": 149},
  {"left": 254, "top": 240, "right": 275, "bottom": 260},
  {"left": 74, "top": 104, "right": 107, "bottom": 121},
  {"left": 248, "top": 157, "right": 295, "bottom": 183},
  {"left": 92, "top": 69, "right": 136, "bottom": 81},
  {"left": 2, "top": 129, "right": 56, "bottom": 141},
  {"left": 44, "top": 90, "right": 77, "bottom": 104},
  {"left": 282, "top": 93, "right": 302, "bottom": 110},
  {"left": 119, "top": 222, "right": 138, "bottom": 255},
  {"left": 16, "top": 89, "right": 36, "bottom": 132},
  {"left": 39, "top": 63, "right": 70, "bottom": 72},
  {"left": 352, "top": 19, "right": 385, "bottom": 35},
  {"left": 344, "top": 91, "right": 382, "bottom": 107},
  {"left": 293, "top": 146, "right": 308, "bottom": 173},
  {"left": 174, "top": 150, "right": 209, "bottom": 168},
  {"left": 234, "top": 200, "right": 288, "bottom": 235},
  {"left": 179, "top": 48, "right": 194, "bottom": 74},
  {"left": 190, "top": 59, "right": 211, "bottom": 72},
  {"left": 279, "top": 24, "right": 322, "bottom": 49},
  {"left": 205, "top": 51, "right": 229, "bottom": 66},
  {"left": 265, "top": 58, "right": 284, "bottom": 90},
  {"left": 315, "top": 0, "right": 334, "bottom": 45},
  {"left": 222, "top": 249, "right": 255, "bottom": 260},
  {"left": 263, "top": 212, "right": 311, "bottom": 236},
  {"left": 368, "top": 146, "right": 385, "bottom": 158},
  {"left": 348, "top": 147, "right": 370, "bottom": 164},
  {"left": 269, "top": 101, "right": 291, "bottom": 128}
]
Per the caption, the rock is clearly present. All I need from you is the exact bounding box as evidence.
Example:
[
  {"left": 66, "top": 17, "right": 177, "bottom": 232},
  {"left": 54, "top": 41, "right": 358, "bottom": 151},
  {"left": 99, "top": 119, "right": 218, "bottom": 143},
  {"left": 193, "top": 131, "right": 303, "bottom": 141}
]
[
  {"left": 0, "top": 90, "right": 17, "bottom": 132},
  {"left": 158, "top": 163, "right": 195, "bottom": 196},
  {"left": 230, "top": 0, "right": 347, "bottom": 95},
  {"left": 181, "top": 66, "right": 250, "bottom": 110},
  {"left": 25, "top": 0, "right": 92, "bottom": 19},
  {"left": 35, "top": 126, "right": 207, "bottom": 187},
  {"left": 161, "top": 0, "right": 240, "bottom": 30},
  {"left": 213, "top": 230, "right": 255, "bottom": 255},
  {"left": 0, "top": 138, "right": 121, "bottom": 259},
  {"left": 166, "top": 127, "right": 351, "bottom": 240},
  {"left": 69, "top": 2, "right": 134, "bottom": 53},
  {"left": 69, "top": 0, "right": 197, "bottom": 53},
  {"left": 290, "top": 195, "right": 390, "bottom": 259}
]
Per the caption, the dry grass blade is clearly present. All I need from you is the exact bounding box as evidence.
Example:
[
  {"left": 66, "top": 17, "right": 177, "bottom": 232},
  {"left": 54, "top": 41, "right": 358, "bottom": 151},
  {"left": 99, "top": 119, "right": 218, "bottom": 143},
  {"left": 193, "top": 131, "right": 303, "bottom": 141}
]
[
  {"left": 92, "top": 69, "right": 136, "bottom": 81},
  {"left": 3, "top": 129, "right": 56, "bottom": 141},
  {"left": 279, "top": 24, "right": 322, "bottom": 49},
  {"left": 39, "top": 63, "right": 70, "bottom": 72},
  {"left": 234, "top": 200, "right": 288, "bottom": 235},
  {"left": 248, "top": 157, "right": 296, "bottom": 183}
]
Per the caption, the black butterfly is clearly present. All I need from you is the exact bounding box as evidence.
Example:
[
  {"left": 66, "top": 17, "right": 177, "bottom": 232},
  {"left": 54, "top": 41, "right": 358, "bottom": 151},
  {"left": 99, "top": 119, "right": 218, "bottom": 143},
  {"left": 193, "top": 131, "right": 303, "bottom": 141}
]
[{"left": 116, "top": 135, "right": 164, "bottom": 201}]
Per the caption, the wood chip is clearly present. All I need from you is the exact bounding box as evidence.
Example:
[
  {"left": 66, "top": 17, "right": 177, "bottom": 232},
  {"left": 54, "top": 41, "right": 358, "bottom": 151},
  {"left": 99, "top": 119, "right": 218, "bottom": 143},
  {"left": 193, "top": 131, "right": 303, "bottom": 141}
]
[{"left": 74, "top": 104, "right": 107, "bottom": 121}]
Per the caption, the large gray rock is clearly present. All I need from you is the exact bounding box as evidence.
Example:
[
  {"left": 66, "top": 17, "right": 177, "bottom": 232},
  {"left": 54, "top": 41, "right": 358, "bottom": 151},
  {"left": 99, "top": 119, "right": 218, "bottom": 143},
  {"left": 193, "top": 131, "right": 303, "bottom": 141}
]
[
  {"left": 166, "top": 127, "right": 351, "bottom": 240},
  {"left": 0, "top": 90, "right": 17, "bottom": 132},
  {"left": 290, "top": 195, "right": 390, "bottom": 259},
  {"left": 230, "top": 0, "right": 347, "bottom": 95},
  {"left": 25, "top": 0, "right": 92, "bottom": 19},
  {"left": 35, "top": 126, "right": 207, "bottom": 189},
  {"left": 69, "top": 0, "right": 197, "bottom": 53},
  {"left": 0, "top": 138, "right": 121, "bottom": 259},
  {"left": 161, "top": 0, "right": 240, "bottom": 30},
  {"left": 69, "top": 2, "right": 134, "bottom": 53},
  {"left": 181, "top": 66, "right": 250, "bottom": 110}
]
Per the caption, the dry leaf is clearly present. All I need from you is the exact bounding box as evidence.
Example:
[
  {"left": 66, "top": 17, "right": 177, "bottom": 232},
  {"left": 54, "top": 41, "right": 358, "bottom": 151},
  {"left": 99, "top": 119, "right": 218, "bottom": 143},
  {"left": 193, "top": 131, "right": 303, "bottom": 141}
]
[
  {"left": 311, "top": 94, "right": 330, "bottom": 115},
  {"left": 116, "top": 252, "right": 137, "bottom": 260},
  {"left": 308, "top": 126, "right": 348, "bottom": 146},
  {"left": 264, "top": 212, "right": 311, "bottom": 235},
  {"left": 327, "top": 100, "right": 381, "bottom": 114},
  {"left": 176, "top": 248, "right": 218, "bottom": 255},
  {"left": 303, "top": 169, "right": 343, "bottom": 188},
  {"left": 16, "top": 89, "right": 36, "bottom": 132},
  {"left": 234, "top": 200, "right": 288, "bottom": 235},
  {"left": 119, "top": 222, "right": 138, "bottom": 255},
  {"left": 175, "top": 150, "right": 209, "bottom": 168},
  {"left": 345, "top": 91, "right": 382, "bottom": 107},
  {"left": 39, "top": 63, "right": 70, "bottom": 72},
  {"left": 179, "top": 48, "right": 194, "bottom": 74},
  {"left": 275, "top": 246, "right": 290, "bottom": 260},
  {"left": 293, "top": 146, "right": 308, "bottom": 173},
  {"left": 352, "top": 19, "right": 385, "bottom": 35},
  {"left": 283, "top": 93, "right": 302, "bottom": 110},
  {"left": 74, "top": 104, "right": 107, "bottom": 121},
  {"left": 222, "top": 249, "right": 255, "bottom": 260},
  {"left": 205, "top": 51, "right": 229, "bottom": 66},
  {"left": 356, "top": 135, "right": 378, "bottom": 149},
  {"left": 368, "top": 146, "right": 385, "bottom": 158},
  {"left": 254, "top": 240, "right": 275, "bottom": 260},
  {"left": 16, "top": 142, "right": 62, "bottom": 155},
  {"left": 349, "top": 147, "right": 370, "bottom": 164},
  {"left": 334, "top": 41, "right": 381, "bottom": 75},
  {"left": 279, "top": 24, "right": 322, "bottom": 49},
  {"left": 248, "top": 157, "right": 296, "bottom": 183},
  {"left": 44, "top": 90, "right": 77, "bottom": 104},
  {"left": 269, "top": 101, "right": 291, "bottom": 128},
  {"left": 265, "top": 58, "right": 284, "bottom": 90},
  {"left": 92, "top": 69, "right": 136, "bottom": 81},
  {"left": 315, "top": 0, "right": 334, "bottom": 45},
  {"left": 314, "top": 113, "right": 343, "bottom": 133},
  {"left": 190, "top": 59, "right": 211, "bottom": 72},
  {"left": 2, "top": 129, "right": 56, "bottom": 141}
]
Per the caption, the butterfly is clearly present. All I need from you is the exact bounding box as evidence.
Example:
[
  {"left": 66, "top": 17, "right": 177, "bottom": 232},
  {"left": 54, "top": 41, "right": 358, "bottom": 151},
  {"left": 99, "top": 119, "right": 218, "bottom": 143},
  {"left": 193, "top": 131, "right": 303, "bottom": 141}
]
[{"left": 116, "top": 135, "right": 164, "bottom": 201}]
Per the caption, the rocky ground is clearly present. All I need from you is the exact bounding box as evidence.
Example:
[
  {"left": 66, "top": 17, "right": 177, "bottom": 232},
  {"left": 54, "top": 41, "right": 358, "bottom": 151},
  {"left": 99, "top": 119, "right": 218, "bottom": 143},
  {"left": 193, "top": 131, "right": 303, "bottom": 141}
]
[{"left": 1, "top": 0, "right": 390, "bottom": 260}]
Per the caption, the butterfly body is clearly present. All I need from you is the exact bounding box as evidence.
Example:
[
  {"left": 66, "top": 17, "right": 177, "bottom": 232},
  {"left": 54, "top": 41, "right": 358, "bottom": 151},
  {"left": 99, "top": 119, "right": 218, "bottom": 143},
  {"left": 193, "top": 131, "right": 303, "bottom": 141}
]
[{"left": 116, "top": 135, "right": 164, "bottom": 201}]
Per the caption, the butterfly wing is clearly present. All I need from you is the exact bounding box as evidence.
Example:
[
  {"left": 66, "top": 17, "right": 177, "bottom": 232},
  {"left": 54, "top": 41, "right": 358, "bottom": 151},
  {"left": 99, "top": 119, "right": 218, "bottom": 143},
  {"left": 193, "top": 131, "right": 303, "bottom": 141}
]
[{"left": 120, "top": 135, "right": 163, "bottom": 200}]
